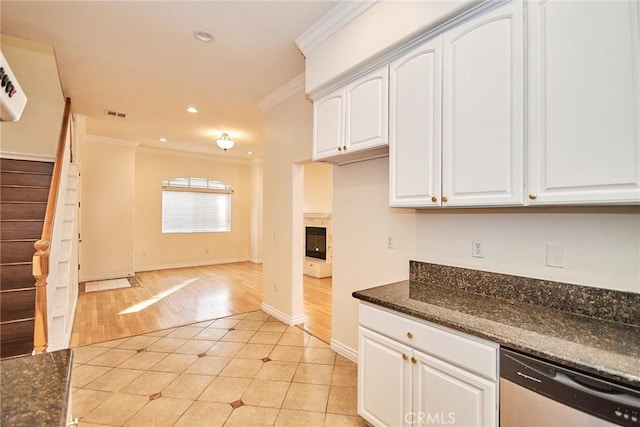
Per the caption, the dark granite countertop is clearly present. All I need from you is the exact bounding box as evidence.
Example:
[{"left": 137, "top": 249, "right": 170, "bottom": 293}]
[
  {"left": 1, "top": 349, "right": 73, "bottom": 426},
  {"left": 353, "top": 277, "right": 640, "bottom": 389}
]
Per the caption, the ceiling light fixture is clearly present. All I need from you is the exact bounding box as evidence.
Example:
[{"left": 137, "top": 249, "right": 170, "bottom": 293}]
[
  {"left": 159, "top": 137, "right": 168, "bottom": 142},
  {"left": 187, "top": 106, "right": 198, "bottom": 113},
  {"left": 193, "top": 30, "right": 214, "bottom": 43},
  {"left": 216, "top": 133, "right": 234, "bottom": 151},
  {"left": 247, "top": 151, "right": 253, "bottom": 155}
]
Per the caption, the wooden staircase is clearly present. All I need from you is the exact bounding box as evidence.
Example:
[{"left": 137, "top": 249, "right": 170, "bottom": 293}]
[{"left": 0, "top": 158, "right": 53, "bottom": 358}]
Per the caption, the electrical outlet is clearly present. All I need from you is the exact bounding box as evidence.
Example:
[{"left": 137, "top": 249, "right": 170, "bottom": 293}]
[
  {"left": 387, "top": 236, "right": 394, "bottom": 249},
  {"left": 472, "top": 241, "right": 484, "bottom": 258}
]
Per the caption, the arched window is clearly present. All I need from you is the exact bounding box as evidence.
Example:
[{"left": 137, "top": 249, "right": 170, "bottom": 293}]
[{"left": 161, "top": 177, "right": 233, "bottom": 233}]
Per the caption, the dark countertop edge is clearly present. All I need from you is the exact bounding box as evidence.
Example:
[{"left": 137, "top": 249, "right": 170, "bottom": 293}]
[
  {"left": 353, "top": 286, "right": 640, "bottom": 389},
  {"left": 60, "top": 349, "right": 74, "bottom": 426}
]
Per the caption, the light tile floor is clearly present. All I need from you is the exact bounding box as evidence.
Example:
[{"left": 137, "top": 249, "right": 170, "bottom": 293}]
[{"left": 72, "top": 310, "right": 366, "bottom": 426}]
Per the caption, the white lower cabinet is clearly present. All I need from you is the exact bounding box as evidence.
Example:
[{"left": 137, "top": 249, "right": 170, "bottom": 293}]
[{"left": 358, "top": 303, "right": 498, "bottom": 427}]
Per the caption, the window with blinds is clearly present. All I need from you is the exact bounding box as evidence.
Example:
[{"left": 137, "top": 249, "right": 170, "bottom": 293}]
[{"left": 161, "top": 177, "right": 232, "bottom": 233}]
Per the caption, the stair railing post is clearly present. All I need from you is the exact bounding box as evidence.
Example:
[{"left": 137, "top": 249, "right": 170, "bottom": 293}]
[{"left": 33, "top": 239, "right": 50, "bottom": 354}]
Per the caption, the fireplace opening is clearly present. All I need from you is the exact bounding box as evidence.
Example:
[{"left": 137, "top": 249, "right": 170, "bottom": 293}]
[{"left": 305, "top": 226, "right": 326, "bottom": 260}]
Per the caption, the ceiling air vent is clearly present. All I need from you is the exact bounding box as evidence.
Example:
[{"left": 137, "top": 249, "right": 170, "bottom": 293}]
[{"left": 105, "top": 109, "right": 126, "bottom": 118}]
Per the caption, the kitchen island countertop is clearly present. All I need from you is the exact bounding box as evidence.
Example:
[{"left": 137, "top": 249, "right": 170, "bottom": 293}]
[{"left": 1, "top": 348, "right": 73, "bottom": 426}]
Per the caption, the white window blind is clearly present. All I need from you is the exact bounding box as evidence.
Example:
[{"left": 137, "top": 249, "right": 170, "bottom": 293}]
[{"left": 161, "top": 178, "right": 232, "bottom": 234}]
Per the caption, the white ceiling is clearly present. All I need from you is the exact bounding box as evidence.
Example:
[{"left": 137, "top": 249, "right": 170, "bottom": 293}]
[{"left": 0, "top": 1, "right": 337, "bottom": 159}]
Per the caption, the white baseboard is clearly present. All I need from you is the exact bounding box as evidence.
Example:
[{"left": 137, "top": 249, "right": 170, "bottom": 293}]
[
  {"left": 261, "top": 303, "right": 306, "bottom": 326},
  {"left": 80, "top": 271, "right": 135, "bottom": 282},
  {"left": 250, "top": 258, "right": 263, "bottom": 264},
  {"left": 64, "top": 283, "right": 79, "bottom": 349},
  {"left": 134, "top": 257, "right": 249, "bottom": 273},
  {"left": 330, "top": 338, "right": 358, "bottom": 363},
  {"left": 0, "top": 151, "right": 55, "bottom": 162}
]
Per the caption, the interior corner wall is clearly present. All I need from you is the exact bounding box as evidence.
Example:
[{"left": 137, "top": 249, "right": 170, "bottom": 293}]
[
  {"left": 1, "top": 34, "right": 65, "bottom": 159},
  {"left": 262, "top": 89, "right": 313, "bottom": 321},
  {"left": 250, "top": 161, "right": 264, "bottom": 263},
  {"left": 79, "top": 139, "right": 135, "bottom": 280},
  {"left": 303, "top": 161, "right": 333, "bottom": 213},
  {"left": 332, "top": 157, "right": 418, "bottom": 352},
  {"left": 134, "top": 150, "right": 252, "bottom": 271}
]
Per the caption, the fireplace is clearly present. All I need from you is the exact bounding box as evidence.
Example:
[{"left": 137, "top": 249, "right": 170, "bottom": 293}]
[{"left": 305, "top": 226, "right": 327, "bottom": 260}]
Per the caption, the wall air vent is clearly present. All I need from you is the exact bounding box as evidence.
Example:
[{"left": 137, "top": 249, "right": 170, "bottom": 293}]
[
  {"left": 0, "top": 51, "right": 28, "bottom": 122},
  {"left": 105, "top": 109, "right": 127, "bottom": 118}
]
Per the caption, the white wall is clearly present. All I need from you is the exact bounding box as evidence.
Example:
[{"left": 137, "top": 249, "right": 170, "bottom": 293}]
[
  {"left": 304, "top": 161, "right": 333, "bottom": 213},
  {"left": 304, "top": 1, "right": 475, "bottom": 93},
  {"left": 1, "top": 34, "right": 65, "bottom": 159},
  {"left": 262, "top": 88, "right": 313, "bottom": 323},
  {"left": 332, "top": 158, "right": 417, "bottom": 353},
  {"left": 415, "top": 207, "right": 640, "bottom": 293}
]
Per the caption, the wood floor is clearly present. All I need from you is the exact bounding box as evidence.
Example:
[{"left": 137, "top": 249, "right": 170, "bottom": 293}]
[{"left": 70, "top": 262, "right": 332, "bottom": 347}]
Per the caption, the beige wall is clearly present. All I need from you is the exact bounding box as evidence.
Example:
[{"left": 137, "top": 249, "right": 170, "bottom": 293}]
[
  {"left": 1, "top": 34, "right": 65, "bottom": 159},
  {"left": 262, "top": 88, "right": 313, "bottom": 322},
  {"left": 304, "top": 162, "right": 333, "bottom": 213},
  {"left": 250, "top": 161, "right": 264, "bottom": 263},
  {"left": 80, "top": 139, "right": 136, "bottom": 280},
  {"left": 134, "top": 148, "right": 252, "bottom": 270}
]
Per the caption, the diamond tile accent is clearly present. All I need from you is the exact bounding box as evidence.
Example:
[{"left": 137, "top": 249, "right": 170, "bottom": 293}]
[
  {"left": 71, "top": 310, "right": 365, "bottom": 426},
  {"left": 230, "top": 399, "right": 244, "bottom": 409}
]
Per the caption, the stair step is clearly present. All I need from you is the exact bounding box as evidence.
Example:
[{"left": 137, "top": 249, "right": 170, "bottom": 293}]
[
  {"left": 1, "top": 240, "right": 36, "bottom": 264},
  {"left": 0, "top": 158, "right": 54, "bottom": 174},
  {"left": 0, "top": 186, "right": 50, "bottom": 202},
  {"left": 1, "top": 171, "right": 52, "bottom": 187},
  {"left": 0, "top": 288, "right": 36, "bottom": 322},
  {"left": 0, "top": 318, "right": 34, "bottom": 358},
  {"left": 0, "top": 264, "right": 35, "bottom": 291},
  {"left": 0, "top": 202, "right": 47, "bottom": 221},
  {"left": 0, "top": 220, "right": 43, "bottom": 240}
]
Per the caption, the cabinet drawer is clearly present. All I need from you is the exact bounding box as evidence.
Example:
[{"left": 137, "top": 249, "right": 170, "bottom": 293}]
[{"left": 359, "top": 302, "right": 497, "bottom": 381}]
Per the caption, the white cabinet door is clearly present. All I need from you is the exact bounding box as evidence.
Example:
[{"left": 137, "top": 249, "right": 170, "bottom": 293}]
[
  {"left": 345, "top": 67, "right": 389, "bottom": 153},
  {"left": 389, "top": 37, "right": 443, "bottom": 207},
  {"left": 413, "top": 349, "right": 497, "bottom": 427},
  {"left": 527, "top": 0, "right": 640, "bottom": 204},
  {"left": 313, "top": 89, "right": 344, "bottom": 161},
  {"left": 442, "top": 0, "right": 524, "bottom": 207},
  {"left": 358, "top": 327, "right": 412, "bottom": 427}
]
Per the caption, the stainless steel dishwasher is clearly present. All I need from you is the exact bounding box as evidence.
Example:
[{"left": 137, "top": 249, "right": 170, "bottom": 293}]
[{"left": 500, "top": 349, "right": 640, "bottom": 426}]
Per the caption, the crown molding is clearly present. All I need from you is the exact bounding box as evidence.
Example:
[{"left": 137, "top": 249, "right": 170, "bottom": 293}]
[
  {"left": 257, "top": 73, "right": 305, "bottom": 111},
  {"left": 136, "top": 145, "right": 250, "bottom": 165},
  {"left": 295, "top": 0, "right": 378, "bottom": 56},
  {"left": 82, "top": 134, "right": 140, "bottom": 148}
]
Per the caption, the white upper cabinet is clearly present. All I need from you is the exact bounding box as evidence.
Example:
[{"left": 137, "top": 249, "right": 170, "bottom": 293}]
[
  {"left": 345, "top": 67, "right": 389, "bottom": 152},
  {"left": 389, "top": 38, "right": 443, "bottom": 207},
  {"left": 527, "top": 0, "right": 640, "bottom": 204},
  {"left": 313, "top": 67, "right": 389, "bottom": 164},
  {"left": 441, "top": 0, "right": 524, "bottom": 207},
  {"left": 313, "top": 90, "right": 344, "bottom": 160}
]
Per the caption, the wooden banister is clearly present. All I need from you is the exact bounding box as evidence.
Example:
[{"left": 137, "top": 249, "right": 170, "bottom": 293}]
[{"left": 33, "top": 97, "right": 71, "bottom": 354}]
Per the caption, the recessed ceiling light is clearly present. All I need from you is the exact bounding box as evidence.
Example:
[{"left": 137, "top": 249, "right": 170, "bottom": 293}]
[
  {"left": 193, "top": 30, "right": 214, "bottom": 43},
  {"left": 247, "top": 151, "right": 253, "bottom": 155},
  {"left": 187, "top": 106, "right": 198, "bottom": 113},
  {"left": 159, "top": 137, "right": 168, "bottom": 142}
]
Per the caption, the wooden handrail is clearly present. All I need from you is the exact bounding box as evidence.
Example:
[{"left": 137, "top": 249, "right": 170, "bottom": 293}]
[{"left": 33, "top": 97, "right": 72, "bottom": 354}]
